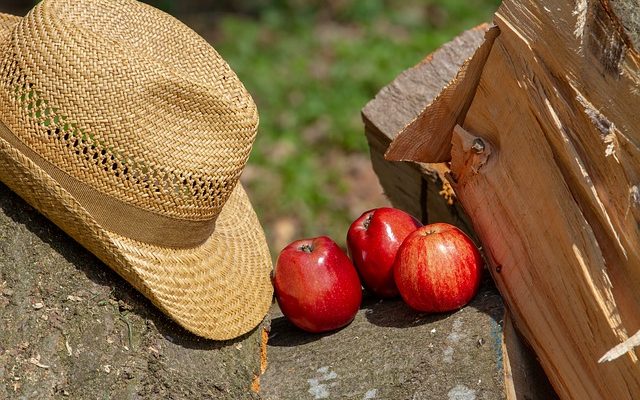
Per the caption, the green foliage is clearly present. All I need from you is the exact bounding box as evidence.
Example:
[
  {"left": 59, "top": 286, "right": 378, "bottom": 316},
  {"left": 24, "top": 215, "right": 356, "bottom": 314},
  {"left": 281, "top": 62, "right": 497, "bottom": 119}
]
[{"left": 214, "top": 0, "right": 501, "bottom": 245}]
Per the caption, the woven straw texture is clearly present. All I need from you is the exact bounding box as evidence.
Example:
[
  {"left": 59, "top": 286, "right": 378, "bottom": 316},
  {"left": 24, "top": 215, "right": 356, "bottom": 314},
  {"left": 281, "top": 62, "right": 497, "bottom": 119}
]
[{"left": 0, "top": 0, "right": 273, "bottom": 340}]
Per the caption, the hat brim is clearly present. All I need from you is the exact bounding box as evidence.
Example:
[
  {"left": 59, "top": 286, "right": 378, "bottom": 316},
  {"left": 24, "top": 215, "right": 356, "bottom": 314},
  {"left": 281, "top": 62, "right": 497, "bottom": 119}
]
[{"left": 0, "top": 13, "right": 273, "bottom": 340}]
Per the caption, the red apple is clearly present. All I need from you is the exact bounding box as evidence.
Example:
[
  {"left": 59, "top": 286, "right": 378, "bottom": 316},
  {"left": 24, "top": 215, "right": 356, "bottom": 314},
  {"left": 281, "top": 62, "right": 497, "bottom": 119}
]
[
  {"left": 272, "top": 236, "right": 362, "bottom": 333},
  {"left": 347, "top": 207, "right": 422, "bottom": 298},
  {"left": 393, "top": 223, "right": 482, "bottom": 312}
]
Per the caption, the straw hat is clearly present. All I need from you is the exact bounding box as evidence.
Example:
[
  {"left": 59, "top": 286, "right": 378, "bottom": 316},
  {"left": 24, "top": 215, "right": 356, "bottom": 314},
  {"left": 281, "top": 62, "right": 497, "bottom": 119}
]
[{"left": 0, "top": 0, "right": 273, "bottom": 340}]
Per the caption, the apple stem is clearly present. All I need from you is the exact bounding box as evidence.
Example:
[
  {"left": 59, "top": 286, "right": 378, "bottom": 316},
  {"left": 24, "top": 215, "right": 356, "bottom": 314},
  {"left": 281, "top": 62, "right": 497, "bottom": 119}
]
[
  {"left": 300, "top": 243, "right": 313, "bottom": 253},
  {"left": 363, "top": 212, "right": 374, "bottom": 229}
]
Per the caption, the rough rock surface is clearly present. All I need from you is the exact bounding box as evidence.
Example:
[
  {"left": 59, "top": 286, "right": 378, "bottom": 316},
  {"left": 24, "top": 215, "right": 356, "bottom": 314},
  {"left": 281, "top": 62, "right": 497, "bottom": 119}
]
[
  {"left": 262, "top": 277, "right": 505, "bottom": 400},
  {"left": 0, "top": 184, "right": 264, "bottom": 400}
]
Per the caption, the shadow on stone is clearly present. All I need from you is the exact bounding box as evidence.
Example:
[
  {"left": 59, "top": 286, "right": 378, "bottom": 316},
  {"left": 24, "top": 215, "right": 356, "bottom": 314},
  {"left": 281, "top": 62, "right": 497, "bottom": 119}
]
[
  {"left": 467, "top": 273, "right": 505, "bottom": 324},
  {"left": 262, "top": 270, "right": 507, "bottom": 399},
  {"left": 267, "top": 313, "right": 344, "bottom": 347},
  {"left": 361, "top": 292, "right": 447, "bottom": 328},
  {"left": 362, "top": 273, "right": 502, "bottom": 329}
]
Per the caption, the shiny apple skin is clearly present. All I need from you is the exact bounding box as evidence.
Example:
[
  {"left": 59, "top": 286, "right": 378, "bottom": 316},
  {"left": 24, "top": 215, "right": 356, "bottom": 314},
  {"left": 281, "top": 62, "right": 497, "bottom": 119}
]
[
  {"left": 273, "top": 236, "right": 362, "bottom": 333},
  {"left": 347, "top": 207, "right": 422, "bottom": 298},
  {"left": 393, "top": 223, "right": 482, "bottom": 312}
]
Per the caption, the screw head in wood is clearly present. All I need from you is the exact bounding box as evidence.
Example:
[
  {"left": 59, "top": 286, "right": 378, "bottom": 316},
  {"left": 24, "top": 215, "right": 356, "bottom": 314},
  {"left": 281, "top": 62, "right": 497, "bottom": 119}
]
[{"left": 471, "top": 138, "right": 485, "bottom": 154}]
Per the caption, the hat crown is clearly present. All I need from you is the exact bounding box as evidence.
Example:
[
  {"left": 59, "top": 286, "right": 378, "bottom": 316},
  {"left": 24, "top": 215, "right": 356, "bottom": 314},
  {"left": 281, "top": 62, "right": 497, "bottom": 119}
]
[{"left": 0, "top": 0, "right": 258, "bottom": 231}]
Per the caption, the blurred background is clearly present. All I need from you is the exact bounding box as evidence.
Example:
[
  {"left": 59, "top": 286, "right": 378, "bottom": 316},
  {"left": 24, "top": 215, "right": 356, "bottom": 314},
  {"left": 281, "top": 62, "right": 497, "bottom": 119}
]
[{"left": 1, "top": 0, "right": 499, "bottom": 254}]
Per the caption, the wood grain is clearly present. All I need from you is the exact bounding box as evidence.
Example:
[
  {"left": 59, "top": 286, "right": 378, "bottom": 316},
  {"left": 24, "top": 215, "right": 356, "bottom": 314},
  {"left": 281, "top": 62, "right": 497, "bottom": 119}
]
[{"left": 502, "top": 311, "right": 559, "bottom": 400}]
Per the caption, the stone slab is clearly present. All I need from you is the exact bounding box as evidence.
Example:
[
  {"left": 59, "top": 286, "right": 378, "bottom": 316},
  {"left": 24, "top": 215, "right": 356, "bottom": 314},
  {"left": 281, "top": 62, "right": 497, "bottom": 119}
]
[{"left": 261, "top": 277, "right": 505, "bottom": 400}]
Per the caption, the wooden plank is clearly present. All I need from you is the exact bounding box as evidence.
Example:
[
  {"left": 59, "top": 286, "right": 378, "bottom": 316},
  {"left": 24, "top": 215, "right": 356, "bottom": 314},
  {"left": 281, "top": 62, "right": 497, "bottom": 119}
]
[
  {"left": 458, "top": 0, "right": 640, "bottom": 396},
  {"left": 362, "top": 23, "right": 490, "bottom": 146},
  {"left": 383, "top": 0, "right": 640, "bottom": 398}
]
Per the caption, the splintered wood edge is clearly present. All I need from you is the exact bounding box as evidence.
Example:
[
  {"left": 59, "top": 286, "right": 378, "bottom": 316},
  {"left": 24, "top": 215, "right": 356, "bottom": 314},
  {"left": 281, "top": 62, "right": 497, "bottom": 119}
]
[
  {"left": 502, "top": 311, "right": 518, "bottom": 400},
  {"left": 385, "top": 26, "right": 500, "bottom": 163},
  {"left": 251, "top": 327, "right": 269, "bottom": 393}
]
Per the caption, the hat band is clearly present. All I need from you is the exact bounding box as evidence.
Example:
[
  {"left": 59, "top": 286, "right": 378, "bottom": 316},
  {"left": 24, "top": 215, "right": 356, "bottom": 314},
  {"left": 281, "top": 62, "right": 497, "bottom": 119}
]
[{"left": 0, "top": 120, "right": 216, "bottom": 248}]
